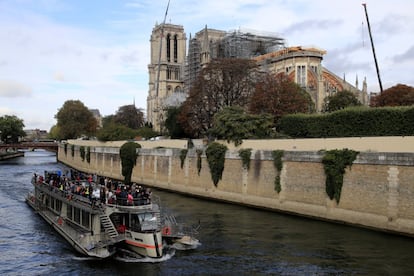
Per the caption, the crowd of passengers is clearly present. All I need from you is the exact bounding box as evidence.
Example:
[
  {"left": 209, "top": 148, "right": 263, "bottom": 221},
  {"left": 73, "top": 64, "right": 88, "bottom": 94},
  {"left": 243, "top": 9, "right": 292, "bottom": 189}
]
[{"left": 32, "top": 170, "right": 152, "bottom": 206}]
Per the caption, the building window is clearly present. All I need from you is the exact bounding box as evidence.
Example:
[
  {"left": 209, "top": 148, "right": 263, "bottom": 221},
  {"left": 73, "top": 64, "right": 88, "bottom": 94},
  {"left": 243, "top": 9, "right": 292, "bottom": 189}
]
[
  {"left": 166, "top": 34, "right": 171, "bottom": 62},
  {"left": 174, "top": 35, "right": 178, "bottom": 62},
  {"left": 174, "top": 67, "right": 179, "bottom": 80},
  {"left": 297, "top": 65, "right": 306, "bottom": 87}
]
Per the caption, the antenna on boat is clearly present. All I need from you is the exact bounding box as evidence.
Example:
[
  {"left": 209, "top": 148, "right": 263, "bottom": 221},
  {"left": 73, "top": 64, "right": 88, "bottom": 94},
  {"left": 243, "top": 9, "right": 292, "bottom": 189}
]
[
  {"left": 155, "top": 0, "right": 170, "bottom": 97},
  {"left": 362, "top": 3, "right": 383, "bottom": 93}
]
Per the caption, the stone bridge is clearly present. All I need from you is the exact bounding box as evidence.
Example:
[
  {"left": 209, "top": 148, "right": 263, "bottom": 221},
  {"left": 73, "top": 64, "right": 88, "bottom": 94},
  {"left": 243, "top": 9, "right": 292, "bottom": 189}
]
[{"left": 0, "top": 142, "right": 59, "bottom": 153}]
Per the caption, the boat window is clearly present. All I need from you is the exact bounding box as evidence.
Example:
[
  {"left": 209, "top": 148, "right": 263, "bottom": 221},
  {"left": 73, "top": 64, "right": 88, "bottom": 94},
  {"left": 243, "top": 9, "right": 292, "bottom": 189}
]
[
  {"left": 74, "top": 207, "right": 81, "bottom": 224},
  {"left": 55, "top": 199, "right": 62, "bottom": 213},
  {"left": 130, "top": 214, "right": 141, "bottom": 232},
  {"left": 67, "top": 206, "right": 72, "bottom": 220},
  {"left": 137, "top": 213, "right": 158, "bottom": 231},
  {"left": 81, "top": 210, "right": 90, "bottom": 229}
]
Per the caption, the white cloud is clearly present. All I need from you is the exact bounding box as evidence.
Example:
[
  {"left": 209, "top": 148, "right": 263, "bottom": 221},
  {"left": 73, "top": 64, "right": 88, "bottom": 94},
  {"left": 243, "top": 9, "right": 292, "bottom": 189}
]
[{"left": 0, "top": 80, "right": 32, "bottom": 97}]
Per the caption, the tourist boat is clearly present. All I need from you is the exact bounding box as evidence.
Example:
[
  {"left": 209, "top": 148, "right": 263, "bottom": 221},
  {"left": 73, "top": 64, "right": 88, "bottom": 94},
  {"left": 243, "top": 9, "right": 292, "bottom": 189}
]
[{"left": 26, "top": 171, "right": 163, "bottom": 259}]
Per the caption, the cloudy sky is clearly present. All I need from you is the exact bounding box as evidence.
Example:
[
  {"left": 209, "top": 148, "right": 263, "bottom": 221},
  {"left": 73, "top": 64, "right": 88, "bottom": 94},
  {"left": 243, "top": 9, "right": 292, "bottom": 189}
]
[{"left": 0, "top": 0, "right": 413, "bottom": 130}]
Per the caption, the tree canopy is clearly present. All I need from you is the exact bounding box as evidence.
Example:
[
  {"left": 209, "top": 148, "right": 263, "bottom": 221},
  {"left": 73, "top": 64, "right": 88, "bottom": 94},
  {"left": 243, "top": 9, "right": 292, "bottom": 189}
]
[
  {"left": 96, "top": 123, "right": 137, "bottom": 142},
  {"left": 370, "top": 84, "right": 414, "bottom": 107},
  {"left": 120, "top": 141, "right": 141, "bottom": 184},
  {"left": 114, "top": 104, "right": 145, "bottom": 129},
  {"left": 178, "top": 58, "right": 258, "bottom": 138},
  {"left": 164, "top": 106, "right": 186, "bottom": 138},
  {"left": 249, "top": 73, "right": 314, "bottom": 125},
  {"left": 0, "top": 115, "right": 26, "bottom": 143},
  {"left": 209, "top": 106, "right": 274, "bottom": 146},
  {"left": 55, "top": 100, "right": 98, "bottom": 140},
  {"left": 323, "top": 90, "right": 361, "bottom": 112}
]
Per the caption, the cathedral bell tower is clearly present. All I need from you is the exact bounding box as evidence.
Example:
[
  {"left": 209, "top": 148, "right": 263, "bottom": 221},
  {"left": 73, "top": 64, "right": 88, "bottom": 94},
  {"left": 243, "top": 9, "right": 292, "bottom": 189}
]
[{"left": 147, "top": 23, "right": 186, "bottom": 132}]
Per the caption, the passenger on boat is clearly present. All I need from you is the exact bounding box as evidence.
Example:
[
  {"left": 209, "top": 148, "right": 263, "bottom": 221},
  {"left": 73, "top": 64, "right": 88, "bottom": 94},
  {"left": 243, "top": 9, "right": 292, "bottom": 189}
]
[{"left": 127, "top": 192, "right": 133, "bottom": 205}]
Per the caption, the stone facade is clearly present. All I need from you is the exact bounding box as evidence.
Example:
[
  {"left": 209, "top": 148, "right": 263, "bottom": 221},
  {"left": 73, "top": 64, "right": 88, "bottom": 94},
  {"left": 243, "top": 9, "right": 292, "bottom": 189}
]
[
  {"left": 147, "top": 23, "right": 187, "bottom": 131},
  {"left": 59, "top": 140, "right": 414, "bottom": 237}
]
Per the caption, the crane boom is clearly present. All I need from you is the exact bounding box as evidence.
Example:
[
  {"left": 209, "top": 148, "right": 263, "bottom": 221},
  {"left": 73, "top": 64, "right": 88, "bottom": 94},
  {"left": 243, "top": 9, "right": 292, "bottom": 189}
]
[{"left": 362, "top": 3, "right": 383, "bottom": 93}]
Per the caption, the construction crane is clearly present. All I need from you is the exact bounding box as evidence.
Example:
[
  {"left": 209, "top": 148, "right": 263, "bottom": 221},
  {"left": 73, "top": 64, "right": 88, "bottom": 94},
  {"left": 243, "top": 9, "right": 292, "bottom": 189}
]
[{"left": 362, "top": 3, "right": 383, "bottom": 93}]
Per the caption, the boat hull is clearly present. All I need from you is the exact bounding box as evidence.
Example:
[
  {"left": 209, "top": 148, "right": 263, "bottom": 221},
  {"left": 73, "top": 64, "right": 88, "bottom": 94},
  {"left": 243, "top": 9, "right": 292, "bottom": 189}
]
[
  {"left": 26, "top": 193, "right": 114, "bottom": 259},
  {"left": 124, "top": 231, "right": 163, "bottom": 258}
]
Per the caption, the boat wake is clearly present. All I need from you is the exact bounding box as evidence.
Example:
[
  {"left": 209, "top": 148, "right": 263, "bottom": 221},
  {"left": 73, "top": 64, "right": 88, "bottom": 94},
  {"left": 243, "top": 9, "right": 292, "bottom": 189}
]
[
  {"left": 114, "top": 248, "right": 176, "bottom": 263},
  {"left": 171, "top": 240, "right": 202, "bottom": 250},
  {"left": 72, "top": 256, "right": 101, "bottom": 261}
]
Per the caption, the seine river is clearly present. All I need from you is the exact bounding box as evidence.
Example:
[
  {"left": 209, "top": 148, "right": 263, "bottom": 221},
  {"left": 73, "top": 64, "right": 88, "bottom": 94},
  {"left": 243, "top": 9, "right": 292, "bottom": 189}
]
[{"left": 1, "top": 151, "right": 414, "bottom": 275}]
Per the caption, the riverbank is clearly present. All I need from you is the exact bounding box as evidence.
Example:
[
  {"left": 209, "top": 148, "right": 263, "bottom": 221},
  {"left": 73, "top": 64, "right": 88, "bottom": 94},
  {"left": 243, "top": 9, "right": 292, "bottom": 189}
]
[
  {"left": 58, "top": 137, "right": 414, "bottom": 237},
  {"left": 0, "top": 151, "right": 24, "bottom": 161}
]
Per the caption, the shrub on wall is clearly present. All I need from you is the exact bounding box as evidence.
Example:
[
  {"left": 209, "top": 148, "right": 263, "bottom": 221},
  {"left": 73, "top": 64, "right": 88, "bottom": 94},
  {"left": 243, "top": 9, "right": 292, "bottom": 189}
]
[
  {"left": 120, "top": 142, "right": 141, "bottom": 185},
  {"left": 272, "top": 150, "right": 284, "bottom": 193},
  {"left": 86, "top": 146, "right": 91, "bottom": 163},
  {"left": 196, "top": 149, "right": 203, "bottom": 175},
  {"left": 180, "top": 149, "right": 188, "bottom": 169},
  {"left": 238, "top": 148, "right": 252, "bottom": 170},
  {"left": 80, "top": 146, "right": 85, "bottom": 161},
  {"left": 279, "top": 106, "right": 414, "bottom": 138},
  {"left": 206, "top": 142, "right": 228, "bottom": 186},
  {"left": 322, "top": 148, "right": 358, "bottom": 203}
]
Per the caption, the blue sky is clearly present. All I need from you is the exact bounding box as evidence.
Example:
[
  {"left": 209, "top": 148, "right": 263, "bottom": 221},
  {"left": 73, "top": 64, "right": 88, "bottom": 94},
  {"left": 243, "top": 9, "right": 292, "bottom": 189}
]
[{"left": 1, "top": 0, "right": 413, "bottom": 130}]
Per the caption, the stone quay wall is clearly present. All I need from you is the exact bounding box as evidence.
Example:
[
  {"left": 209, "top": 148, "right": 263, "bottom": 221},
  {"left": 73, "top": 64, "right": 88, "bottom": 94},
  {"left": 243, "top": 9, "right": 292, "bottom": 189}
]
[{"left": 58, "top": 138, "right": 414, "bottom": 237}]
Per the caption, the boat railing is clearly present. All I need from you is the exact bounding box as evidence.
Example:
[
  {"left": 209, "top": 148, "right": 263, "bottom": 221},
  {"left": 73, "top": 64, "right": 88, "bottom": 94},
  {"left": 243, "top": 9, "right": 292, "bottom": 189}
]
[
  {"left": 107, "top": 194, "right": 161, "bottom": 210},
  {"left": 162, "top": 214, "right": 200, "bottom": 238}
]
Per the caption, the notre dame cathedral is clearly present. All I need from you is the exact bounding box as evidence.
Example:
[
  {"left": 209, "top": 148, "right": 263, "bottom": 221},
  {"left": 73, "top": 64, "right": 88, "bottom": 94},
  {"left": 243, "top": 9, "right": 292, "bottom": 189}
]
[{"left": 147, "top": 23, "right": 368, "bottom": 132}]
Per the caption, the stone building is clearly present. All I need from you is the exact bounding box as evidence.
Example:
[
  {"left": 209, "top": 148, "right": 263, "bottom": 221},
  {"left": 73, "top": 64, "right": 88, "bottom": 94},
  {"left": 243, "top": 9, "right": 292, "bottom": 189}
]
[
  {"left": 254, "top": 46, "right": 369, "bottom": 111},
  {"left": 147, "top": 23, "right": 187, "bottom": 131},
  {"left": 147, "top": 23, "right": 368, "bottom": 132}
]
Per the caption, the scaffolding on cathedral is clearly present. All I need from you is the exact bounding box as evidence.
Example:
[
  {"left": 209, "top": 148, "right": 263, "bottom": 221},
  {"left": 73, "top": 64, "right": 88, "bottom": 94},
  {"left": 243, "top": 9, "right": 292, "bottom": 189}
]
[{"left": 184, "top": 28, "right": 286, "bottom": 93}]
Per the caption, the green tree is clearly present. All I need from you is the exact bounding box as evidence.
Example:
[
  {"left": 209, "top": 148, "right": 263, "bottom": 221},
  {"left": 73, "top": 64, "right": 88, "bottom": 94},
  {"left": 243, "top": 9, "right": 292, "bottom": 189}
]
[
  {"left": 323, "top": 90, "right": 361, "bottom": 112},
  {"left": 55, "top": 100, "right": 98, "bottom": 139},
  {"left": 370, "top": 84, "right": 414, "bottom": 107},
  {"left": 102, "top": 115, "right": 116, "bottom": 128},
  {"left": 120, "top": 141, "right": 141, "bottom": 184},
  {"left": 209, "top": 106, "right": 274, "bottom": 146},
  {"left": 135, "top": 126, "right": 159, "bottom": 140},
  {"left": 96, "top": 123, "right": 137, "bottom": 142},
  {"left": 48, "top": 125, "right": 61, "bottom": 140},
  {"left": 0, "top": 115, "right": 26, "bottom": 143},
  {"left": 164, "top": 106, "right": 186, "bottom": 138},
  {"left": 249, "top": 73, "right": 314, "bottom": 125},
  {"left": 114, "top": 104, "right": 144, "bottom": 129}
]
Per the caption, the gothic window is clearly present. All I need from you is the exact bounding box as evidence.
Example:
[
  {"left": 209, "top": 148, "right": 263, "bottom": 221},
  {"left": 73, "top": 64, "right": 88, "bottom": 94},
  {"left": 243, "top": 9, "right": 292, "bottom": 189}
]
[
  {"left": 174, "top": 34, "right": 178, "bottom": 63},
  {"left": 175, "top": 86, "right": 182, "bottom": 93},
  {"left": 166, "top": 34, "right": 171, "bottom": 62},
  {"left": 297, "top": 65, "right": 306, "bottom": 87},
  {"left": 174, "top": 67, "right": 179, "bottom": 80}
]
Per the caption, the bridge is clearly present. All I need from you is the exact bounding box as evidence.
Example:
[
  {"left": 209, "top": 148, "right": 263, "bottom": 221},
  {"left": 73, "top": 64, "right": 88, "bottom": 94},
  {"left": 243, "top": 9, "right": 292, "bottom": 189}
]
[{"left": 0, "top": 142, "right": 59, "bottom": 153}]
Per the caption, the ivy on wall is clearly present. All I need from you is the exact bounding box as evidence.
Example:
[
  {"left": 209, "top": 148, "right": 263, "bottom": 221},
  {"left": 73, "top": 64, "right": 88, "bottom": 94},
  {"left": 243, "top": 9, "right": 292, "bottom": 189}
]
[
  {"left": 64, "top": 143, "right": 68, "bottom": 155},
  {"left": 120, "top": 142, "right": 141, "bottom": 185},
  {"left": 71, "top": 144, "right": 75, "bottom": 157},
  {"left": 238, "top": 148, "right": 252, "bottom": 170},
  {"left": 180, "top": 149, "right": 188, "bottom": 169},
  {"left": 272, "top": 150, "right": 284, "bottom": 193},
  {"left": 322, "top": 148, "right": 358, "bottom": 203},
  {"left": 86, "top": 146, "right": 91, "bottom": 163},
  {"left": 196, "top": 149, "right": 203, "bottom": 175},
  {"left": 206, "top": 142, "right": 228, "bottom": 186},
  {"left": 80, "top": 146, "right": 85, "bottom": 161}
]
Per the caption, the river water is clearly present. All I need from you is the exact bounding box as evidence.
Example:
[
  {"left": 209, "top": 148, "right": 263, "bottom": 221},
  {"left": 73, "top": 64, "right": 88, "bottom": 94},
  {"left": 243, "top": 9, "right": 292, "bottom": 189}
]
[{"left": 1, "top": 151, "right": 414, "bottom": 275}]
